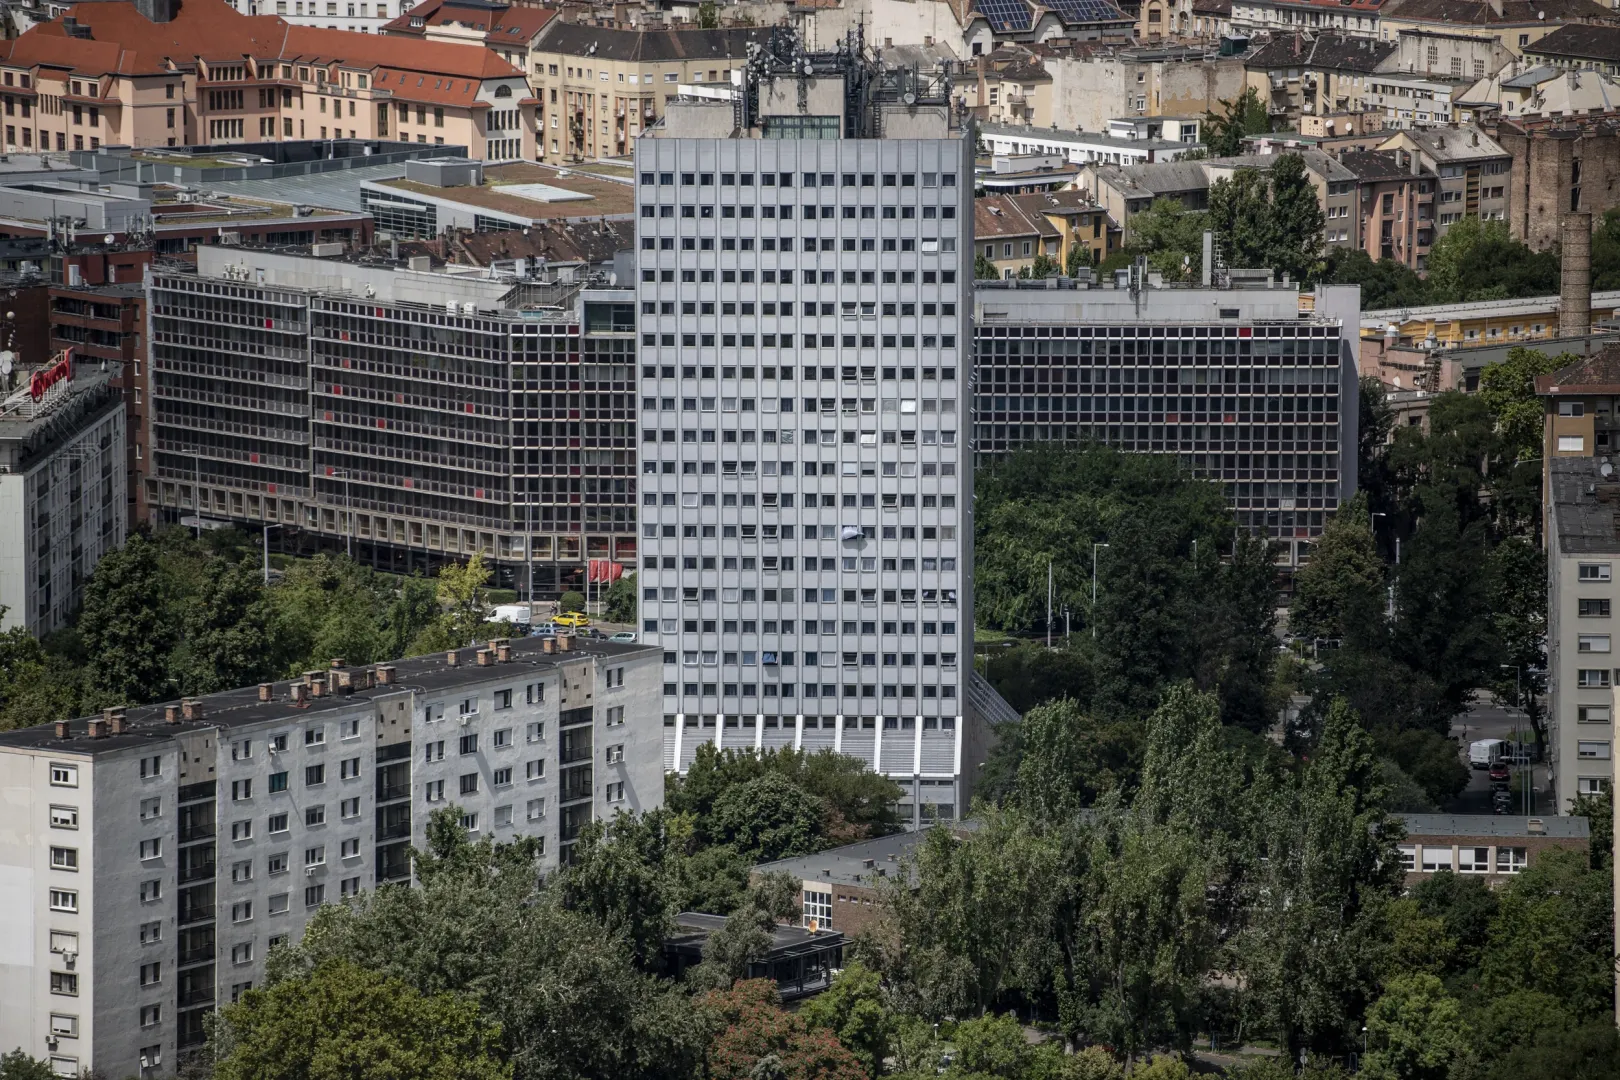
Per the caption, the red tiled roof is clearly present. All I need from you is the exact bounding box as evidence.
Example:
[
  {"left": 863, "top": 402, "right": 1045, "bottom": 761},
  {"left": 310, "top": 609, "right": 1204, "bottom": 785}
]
[
  {"left": 0, "top": 0, "right": 520, "bottom": 80},
  {"left": 381, "top": 0, "right": 554, "bottom": 44}
]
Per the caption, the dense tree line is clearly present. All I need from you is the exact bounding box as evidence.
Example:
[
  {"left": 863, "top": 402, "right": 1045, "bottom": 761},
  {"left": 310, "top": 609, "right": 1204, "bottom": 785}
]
[{"left": 0, "top": 527, "right": 499, "bottom": 731}]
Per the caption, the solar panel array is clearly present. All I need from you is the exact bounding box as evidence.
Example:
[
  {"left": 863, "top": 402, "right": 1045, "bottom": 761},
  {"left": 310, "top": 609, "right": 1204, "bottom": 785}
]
[
  {"left": 976, "top": 0, "right": 1033, "bottom": 32},
  {"left": 1045, "top": 0, "right": 1128, "bottom": 22}
]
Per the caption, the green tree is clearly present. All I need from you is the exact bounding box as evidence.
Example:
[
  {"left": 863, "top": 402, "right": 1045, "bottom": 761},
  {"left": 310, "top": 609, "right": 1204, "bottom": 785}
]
[
  {"left": 709, "top": 773, "right": 823, "bottom": 861},
  {"left": 559, "top": 589, "right": 585, "bottom": 614},
  {"left": 0, "top": 1051, "right": 58, "bottom": 1080},
  {"left": 1374, "top": 728, "right": 1468, "bottom": 808},
  {"left": 1204, "top": 86, "right": 1269, "bottom": 157},
  {"left": 215, "top": 959, "right": 510, "bottom": 1080},
  {"left": 1012, "top": 697, "right": 1142, "bottom": 818},
  {"left": 1487, "top": 537, "right": 1548, "bottom": 751},
  {"left": 1359, "top": 376, "right": 1397, "bottom": 521},
  {"left": 267, "top": 554, "right": 392, "bottom": 671},
  {"left": 1324, "top": 248, "right": 1428, "bottom": 310},
  {"left": 168, "top": 556, "right": 276, "bottom": 695},
  {"left": 387, "top": 574, "right": 444, "bottom": 659},
  {"left": 1484, "top": 1023, "right": 1620, "bottom": 1080},
  {"left": 1592, "top": 208, "right": 1620, "bottom": 290},
  {"left": 604, "top": 572, "right": 637, "bottom": 624},
  {"left": 79, "top": 533, "right": 178, "bottom": 705},
  {"left": 1481, "top": 846, "right": 1615, "bottom": 1019},
  {"left": 975, "top": 252, "right": 1002, "bottom": 280},
  {"left": 1065, "top": 242, "right": 1090, "bottom": 278},
  {"left": 1425, "top": 216, "right": 1557, "bottom": 305},
  {"left": 798, "top": 963, "right": 894, "bottom": 1078},
  {"left": 1360, "top": 974, "right": 1472, "bottom": 1080},
  {"left": 1206, "top": 155, "right": 1324, "bottom": 285},
  {"left": 696, "top": 0, "right": 719, "bottom": 26},
  {"left": 1128, "top": 198, "right": 1209, "bottom": 282},
  {"left": 947, "top": 1012, "right": 1069, "bottom": 1079},
  {"left": 689, "top": 872, "right": 801, "bottom": 991},
  {"left": 556, "top": 810, "right": 686, "bottom": 971},
  {"left": 0, "top": 618, "right": 82, "bottom": 730},
  {"left": 1477, "top": 346, "right": 1568, "bottom": 463},
  {"left": 1241, "top": 699, "right": 1405, "bottom": 1060},
  {"left": 408, "top": 554, "right": 494, "bottom": 653}
]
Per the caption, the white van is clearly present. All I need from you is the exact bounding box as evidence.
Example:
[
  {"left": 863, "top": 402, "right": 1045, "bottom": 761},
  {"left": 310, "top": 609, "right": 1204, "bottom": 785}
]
[{"left": 1469, "top": 739, "right": 1508, "bottom": 770}]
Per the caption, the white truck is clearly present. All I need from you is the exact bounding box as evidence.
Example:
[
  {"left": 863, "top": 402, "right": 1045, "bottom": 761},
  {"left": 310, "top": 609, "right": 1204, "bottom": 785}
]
[
  {"left": 487, "top": 604, "right": 532, "bottom": 629},
  {"left": 1469, "top": 738, "right": 1508, "bottom": 770}
]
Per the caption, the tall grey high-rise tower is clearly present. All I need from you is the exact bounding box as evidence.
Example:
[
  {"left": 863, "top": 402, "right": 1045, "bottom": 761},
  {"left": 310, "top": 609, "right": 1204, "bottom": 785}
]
[{"left": 633, "top": 36, "right": 984, "bottom": 823}]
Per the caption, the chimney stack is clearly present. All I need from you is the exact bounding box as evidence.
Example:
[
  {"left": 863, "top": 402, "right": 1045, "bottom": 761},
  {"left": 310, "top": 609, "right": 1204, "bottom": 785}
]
[
  {"left": 55, "top": 721, "right": 70, "bottom": 739},
  {"left": 181, "top": 698, "right": 202, "bottom": 721},
  {"left": 377, "top": 665, "right": 396, "bottom": 685},
  {"left": 542, "top": 637, "right": 556, "bottom": 653},
  {"left": 476, "top": 649, "right": 494, "bottom": 667},
  {"left": 330, "top": 658, "right": 346, "bottom": 670},
  {"left": 310, "top": 679, "right": 326, "bottom": 698},
  {"left": 105, "top": 707, "right": 126, "bottom": 735},
  {"left": 1560, "top": 211, "right": 1593, "bottom": 338},
  {"left": 259, "top": 683, "right": 274, "bottom": 702},
  {"left": 447, "top": 650, "right": 460, "bottom": 668},
  {"left": 1201, "top": 230, "right": 1212, "bottom": 287},
  {"left": 557, "top": 633, "right": 573, "bottom": 652},
  {"left": 165, "top": 704, "right": 181, "bottom": 724},
  {"left": 291, "top": 683, "right": 309, "bottom": 706},
  {"left": 497, "top": 644, "right": 513, "bottom": 663},
  {"left": 88, "top": 719, "right": 106, "bottom": 739}
]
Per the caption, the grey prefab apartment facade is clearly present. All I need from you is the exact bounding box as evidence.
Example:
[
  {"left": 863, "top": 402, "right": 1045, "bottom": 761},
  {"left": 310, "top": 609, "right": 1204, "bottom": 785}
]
[
  {"left": 634, "top": 46, "right": 980, "bottom": 822},
  {"left": 971, "top": 277, "right": 1362, "bottom": 565},
  {"left": 145, "top": 248, "right": 637, "bottom": 598},
  {"left": 1546, "top": 455, "right": 1620, "bottom": 814},
  {"left": 0, "top": 636, "right": 662, "bottom": 1079}
]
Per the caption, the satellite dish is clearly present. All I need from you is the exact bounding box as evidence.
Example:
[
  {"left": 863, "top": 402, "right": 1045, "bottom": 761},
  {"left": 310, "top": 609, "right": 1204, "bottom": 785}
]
[
  {"left": 903, "top": 90, "right": 918, "bottom": 105},
  {"left": 1604, "top": 462, "right": 1614, "bottom": 479},
  {"left": 103, "top": 234, "right": 114, "bottom": 245},
  {"left": 0, "top": 351, "right": 11, "bottom": 376}
]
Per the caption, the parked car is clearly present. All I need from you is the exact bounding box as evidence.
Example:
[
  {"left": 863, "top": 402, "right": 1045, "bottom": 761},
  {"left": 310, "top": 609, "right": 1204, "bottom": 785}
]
[
  {"left": 527, "top": 623, "right": 556, "bottom": 637},
  {"left": 610, "top": 631, "right": 638, "bottom": 643},
  {"left": 551, "top": 612, "right": 590, "bottom": 628},
  {"left": 1489, "top": 762, "right": 1512, "bottom": 787},
  {"left": 1470, "top": 739, "right": 1508, "bottom": 769}
]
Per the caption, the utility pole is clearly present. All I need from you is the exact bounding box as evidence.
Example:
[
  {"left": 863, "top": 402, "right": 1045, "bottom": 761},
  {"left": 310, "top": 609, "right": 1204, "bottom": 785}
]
[
  {"left": 1091, "top": 542, "right": 1109, "bottom": 639},
  {"left": 1046, "top": 559, "right": 1053, "bottom": 648}
]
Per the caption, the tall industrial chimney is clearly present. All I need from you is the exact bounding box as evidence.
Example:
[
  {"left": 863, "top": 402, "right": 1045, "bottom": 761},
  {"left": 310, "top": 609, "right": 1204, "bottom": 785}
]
[{"left": 1560, "top": 211, "right": 1593, "bottom": 339}]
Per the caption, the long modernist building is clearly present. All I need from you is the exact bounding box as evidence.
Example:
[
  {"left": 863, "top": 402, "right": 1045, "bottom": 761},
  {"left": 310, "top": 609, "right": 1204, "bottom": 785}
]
[
  {"left": 146, "top": 245, "right": 637, "bottom": 594},
  {"left": 0, "top": 634, "right": 662, "bottom": 1076},
  {"left": 972, "top": 272, "right": 1361, "bottom": 564}
]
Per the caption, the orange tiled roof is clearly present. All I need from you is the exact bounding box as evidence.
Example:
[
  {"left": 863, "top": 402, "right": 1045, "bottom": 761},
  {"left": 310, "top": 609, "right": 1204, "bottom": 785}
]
[{"left": 0, "top": 0, "right": 521, "bottom": 81}]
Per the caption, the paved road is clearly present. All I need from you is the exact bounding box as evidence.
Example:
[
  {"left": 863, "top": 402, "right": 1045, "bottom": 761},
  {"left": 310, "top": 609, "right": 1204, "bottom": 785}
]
[{"left": 1444, "top": 694, "right": 1547, "bottom": 816}]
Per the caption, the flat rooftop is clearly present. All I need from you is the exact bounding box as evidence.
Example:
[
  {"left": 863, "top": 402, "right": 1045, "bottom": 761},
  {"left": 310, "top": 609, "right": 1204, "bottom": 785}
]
[
  {"left": 978, "top": 121, "right": 1193, "bottom": 153},
  {"left": 754, "top": 828, "right": 928, "bottom": 889},
  {"left": 376, "top": 163, "right": 634, "bottom": 221},
  {"left": 1550, "top": 456, "right": 1620, "bottom": 557},
  {"left": 0, "top": 635, "right": 659, "bottom": 757},
  {"left": 1402, "top": 813, "right": 1591, "bottom": 840},
  {"left": 1363, "top": 289, "right": 1620, "bottom": 326}
]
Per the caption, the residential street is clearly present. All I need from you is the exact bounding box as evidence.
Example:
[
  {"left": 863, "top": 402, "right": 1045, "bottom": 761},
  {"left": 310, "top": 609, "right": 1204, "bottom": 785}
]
[{"left": 1445, "top": 693, "right": 1548, "bottom": 816}]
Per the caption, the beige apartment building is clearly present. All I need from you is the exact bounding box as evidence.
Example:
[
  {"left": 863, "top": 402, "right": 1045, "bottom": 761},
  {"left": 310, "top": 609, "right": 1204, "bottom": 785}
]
[
  {"left": 0, "top": 0, "right": 536, "bottom": 160},
  {"left": 526, "top": 22, "right": 759, "bottom": 163}
]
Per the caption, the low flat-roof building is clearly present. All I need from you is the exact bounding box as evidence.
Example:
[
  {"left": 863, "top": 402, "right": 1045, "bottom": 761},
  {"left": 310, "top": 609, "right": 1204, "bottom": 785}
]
[
  {"left": 1398, "top": 814, "right": 1590, "bottom": 881},
  {"left": 664, "top": 913, "right": 845, "bottom": 999}
]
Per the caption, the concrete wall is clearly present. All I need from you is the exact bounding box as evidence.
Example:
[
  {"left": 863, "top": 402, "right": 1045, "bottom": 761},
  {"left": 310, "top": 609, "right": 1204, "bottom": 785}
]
[
  {"left": 1551, "top": 548, "right": 1620, "bottom": 813},
  {"left": 794, "top": 0, "right": 962, "bottom": 55}
]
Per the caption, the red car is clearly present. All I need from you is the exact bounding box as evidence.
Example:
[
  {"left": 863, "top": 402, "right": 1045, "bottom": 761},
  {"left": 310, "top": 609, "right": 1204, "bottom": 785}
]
[{"left": 1489, "top": 762, "right": 1512, "bottom": 786}]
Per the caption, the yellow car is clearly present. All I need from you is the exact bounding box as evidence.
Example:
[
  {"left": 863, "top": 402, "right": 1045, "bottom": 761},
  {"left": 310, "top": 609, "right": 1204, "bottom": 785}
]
[{"left": 551, "top": 612, "right": 590, "bottom": 628}]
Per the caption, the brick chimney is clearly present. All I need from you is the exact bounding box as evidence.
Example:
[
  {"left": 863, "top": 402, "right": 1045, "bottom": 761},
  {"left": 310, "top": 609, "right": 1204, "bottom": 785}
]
[
  {"left": 88, "top": 719, "right": 106, "bottom": 739},
  {"left": 54, "top": 721, "right": 70, "bottom": 739},
  {"left": 447, "top": 650, "right": 461, "bottom": 668},
  {"left": 165, "top": 704, "right": 180, "bottom": 724},
  {"left": 181, "top": 698, "right": 203, "bottom": 721},
  {"left": 377, "top": 666, "right": 397, "bottom": 685},
  {"left": 259, "top": 683, "right": 274, "bottom": 702}
]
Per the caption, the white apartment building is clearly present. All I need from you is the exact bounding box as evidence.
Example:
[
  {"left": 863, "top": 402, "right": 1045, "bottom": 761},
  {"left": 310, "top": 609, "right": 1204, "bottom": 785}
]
[
  {"left": 0, "top": 355, "right": 127, "bottom": 637},
  {"left": 0, "top": 636, "right": 663, "bottom": 1076},
  {"left": 634, "top": 40, "right": 986, "bottom": 823}
]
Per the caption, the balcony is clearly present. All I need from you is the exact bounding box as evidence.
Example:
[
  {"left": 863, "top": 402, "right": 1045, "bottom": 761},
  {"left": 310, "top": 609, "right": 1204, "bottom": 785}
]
[
  {"left": 178, "top": 822, "right": 216, "bottom": 843},
  {"left": 178, "top": 904, "right": 215, "bottom": 926},
  {"left": 378, "top": 819, "right": 411, "bottom": 841},
  {"left": 179, "top": 861, "right": 216, "bottom": 884}
]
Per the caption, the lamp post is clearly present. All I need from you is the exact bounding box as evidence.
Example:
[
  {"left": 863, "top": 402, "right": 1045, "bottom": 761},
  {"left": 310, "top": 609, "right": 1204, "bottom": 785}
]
[
  {"left": 262, "top": 523, "right": 283, "bottom": 585},
  {"left": 1091, "top": 542, "right": 1109, "bottom": 639}
]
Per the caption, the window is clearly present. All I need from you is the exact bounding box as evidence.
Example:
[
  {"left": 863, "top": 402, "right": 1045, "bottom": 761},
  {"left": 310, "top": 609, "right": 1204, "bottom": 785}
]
[
  {"left": 493, "top": 767, "right": 513, "bottom": 786},
  {"left": 526, "top": 683, "right": 545, "bottom": 705},
  {"left": 526, "top": 721, "right": 545, "bottom": 742},
  {"left": 1579, "top": 776, "right": 1611, "bottom": 795},
  {"left": 459, "top": 733, "right": 479, "bottom": 755},
  {"left": 1579, "top": 635, "right": 1611, "bottom": 653},
  {"left": 339, "top": 758, "right": 360, "bottom": 780},
  {"left": 341, "top": 719, "right": 360, "bottom": 740},
  {"left": 270, "top": 733, "right": 288, "bottom": 753},
  {"left": 268, "top": 813, "right": 288, "bottom": 834},
  {"left": 340, "top": 876, "right": 361, "bottom": 899},
  {"left": 49, "top": 890, "right": 78, "bottom": 913},
  {"left": 231, "top": 901, "right": 253, "bottom": 923},
  {"left": 1419, "top": 846, "right": 1453, "bottom": 872},
  {"left": 1496, "top": 846, "right": 1527, "bottom": 873},
  {"left": 606, "top": 781, "right": 625, "bottom": 803},
  {"left": 139, "top": 756, "right": 161, "bottom": 778},
  {"left": 51, "top": 972, "right": 78, "bottom": 996},
  {"left": 527, "top": 798, "right": 545, "bottom": 820},
  {"left": 50, "top": 764, "right": 77, "bottom": 788},
  {"left": 460, "top": 697, "right": 478, "bottom": 717},
  {"left": 140, "top": 879, "right": 162, "bottom": 902},
  {"left": 49, "top": 1014, "right": 77, "bottom": 1039},
  {"left": 493, "top": 728, "right": 511, "bottom": 749},
  {"left": 526, "top": 760, "right": 545, "bottom": 780},
  {"left": 140, "top": 798, "right": 161, "bottom": 821},
  {"left": 268, "top": 772, "right": 288, "bottom": 793},
  {"left": 340, "top": 837, "right": 360, "bottom": 859},
  {"left": 1579, "top": 741, "right": 1611, "bottom": 759},
  {"left": 305, "top": 806, "right": 326, "bottom": 827},
  {"left": 1560, "top": 401, "right": 1586, "bottom": 417},
  {"left": 306, "top": 764, "right": 326, "bottom": 786},
  {"left": 268, "top": 893, "right": 290, "bottom": 914},
  {"left": 305, "top": 884, "right": 327, "bottom": 907},
  {"left": 140, "top": 1005, "right": 161, "bottom": 1028},
  {"left": 304, "top": 845, "right": 326, "bottom": 867},
  {"left": 1579, "top": 564, "right": 1612, "bottom": 581},
  {"left": 232, "top": 779, "right": 252, "bottom": 801},
  {"left": 495, "top": 689, "right": 513, "bottom": 710},
  {"left": 1578, "top": 669, "right": 1611, "bottom": 688},
  {"left": 139, "top": 839, "right": 162, "bottom": 861},
  {"left": 305, "top": 725, "right": 325, "bottom": 746},
  {"left": 50, "top": 847, "right": 77, "bottom": 871},
  {"left": 1580, "top": 705, "right": 1612, "bottom": 724},
  {"left": 606, "top": 706, "right": 625, "bottom": 727},
  {"left": 460, "top": 773, "right": 479, "bottom": 796},
  {"left": 1580, "top": 598, "right": 1612, "bottom": 617},
  {"left": 231, "top": 943, "right": 253, "bottom": 965},
  {"left": 803, "top": 888, "right": 832, "bottom": 928},
  {"left": 139, "top": 961, "right": 161, "bottom": 986},
  {"left": 1458, "top": 846, "right": 1490, "bottom": 873},
  {"left": 50, "top": 805, "right": 78, "bottom": 829},
  {"left": 341, "top": 797, "right": 361, "bottom": 818},
  {"left": 231, "top": 859, "right": 252, "bottom": 882},
  {"left": 268, "top": 852, "right": 288, "bottom": 875},
  {"left": 425, "top": 780, "right": 446, "bottom": 803}
]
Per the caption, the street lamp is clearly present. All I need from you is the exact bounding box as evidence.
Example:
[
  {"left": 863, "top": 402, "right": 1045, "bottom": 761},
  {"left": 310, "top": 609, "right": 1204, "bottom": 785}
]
[
  {"left": 1092, "top": 542, "right": 1110, "bottom": 639},
  {"left": 262, "top": 523, "right": 283, "bottom": 585}
]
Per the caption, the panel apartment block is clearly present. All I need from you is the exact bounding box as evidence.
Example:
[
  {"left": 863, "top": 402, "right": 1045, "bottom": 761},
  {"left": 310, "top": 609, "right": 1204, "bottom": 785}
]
[
  {"left": 0, "top": 635, "right": 662, "bottom": 1078},
  {"left": 633, "top": 130, "right": 979, "bottom": 822},
  {"left": 972, "top": 277, "right": 1361, "bottom": 565},
  {"left": 147, "top": 248, "right": 636, "bottom": 594}
]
